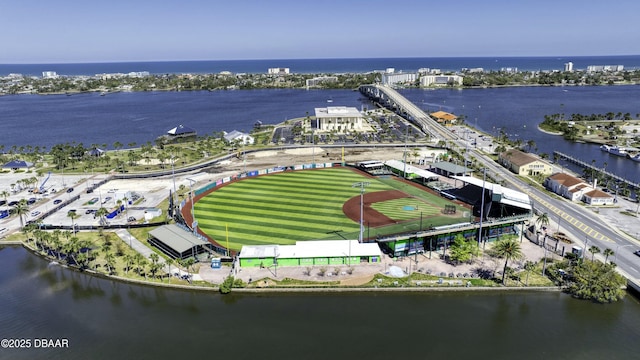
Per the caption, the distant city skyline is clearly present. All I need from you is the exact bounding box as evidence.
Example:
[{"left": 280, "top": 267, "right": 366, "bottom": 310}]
[{"left": 2, "top": 0, "right": 639, "bottom": 64}]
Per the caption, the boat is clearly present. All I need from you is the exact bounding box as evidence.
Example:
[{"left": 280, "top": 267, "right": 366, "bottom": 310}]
[
  {"left": 600, "top": 144, "right": 610, "bottom": 152},
  {"left": 608, "top": 146, "right": 628, "bottom": 157},
  {"left": 327, "top": 97, "right": 333, "bottom": 103},
  {"left": 630, "top": 153, "right": 640, "bottom": 162}
]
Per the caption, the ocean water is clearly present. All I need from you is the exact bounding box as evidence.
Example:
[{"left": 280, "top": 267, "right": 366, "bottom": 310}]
[{"left": 1, "top": 55, "right": 640, "bottom": 76}]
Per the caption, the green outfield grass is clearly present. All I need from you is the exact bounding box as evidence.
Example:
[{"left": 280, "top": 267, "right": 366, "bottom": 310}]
[{"left": 195, "top": 167, "right": 468, "bottom": 250}]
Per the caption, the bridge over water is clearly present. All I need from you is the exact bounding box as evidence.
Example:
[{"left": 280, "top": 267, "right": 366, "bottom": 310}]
[{"left": 359, "top": 84, "right": 454, "bottom": 141}]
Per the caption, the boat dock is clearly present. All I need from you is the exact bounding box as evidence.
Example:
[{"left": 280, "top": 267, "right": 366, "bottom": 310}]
[{"left": 553, "top": 151, "right": 640, "bottom": 190}]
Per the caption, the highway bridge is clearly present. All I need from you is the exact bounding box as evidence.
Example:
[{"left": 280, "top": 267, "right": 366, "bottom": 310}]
[{"left": 359, "top": 84, "right": 455, "bottom": 141}]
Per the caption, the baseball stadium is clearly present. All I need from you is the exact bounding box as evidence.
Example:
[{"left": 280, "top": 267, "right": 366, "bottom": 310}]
[{"left": 171, "top": 162, "right": 532, "bottom": 267}]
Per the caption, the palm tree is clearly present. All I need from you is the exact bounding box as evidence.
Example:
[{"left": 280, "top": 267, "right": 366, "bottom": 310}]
[
  {"left": 96, "top": 207, "right": 108, "bottom": 226},
  {"left": 13, "top": 199, "right": 29, "bottom": 228},
  {"left": 535, "top": 212, "right": 550, "bottom": 232},
  {"left": 588, "top": 245, "right": 600, "bottom": 261},
  {"left": 603, "top": 248, "right": 614, "bottom": 263},
  {"left": 0, "top": 190, "right": 9, "bottom": 204},
  {"left": 67, "top": 211, "right": 80, "bottom": 234},
  {"left": 493, "top": 238, "right": 524, "bottom": 285}
]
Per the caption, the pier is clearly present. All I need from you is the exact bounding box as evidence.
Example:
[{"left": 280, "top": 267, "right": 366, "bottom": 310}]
[{"left": 553, "top": 151, "right": 640, "bottom": 191}]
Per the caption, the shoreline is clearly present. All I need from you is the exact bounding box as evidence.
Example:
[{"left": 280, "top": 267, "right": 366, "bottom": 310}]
[
  {"left": 1, "top": 241, "right": 565, "bottom": 295},
  {"left": 4, "top": 81, "right": 640, "bottom": 97}
]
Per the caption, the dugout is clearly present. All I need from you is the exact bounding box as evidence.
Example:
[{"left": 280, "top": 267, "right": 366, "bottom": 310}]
[{"left": 238, "top": 240, "right": 382, "bottom": 268}]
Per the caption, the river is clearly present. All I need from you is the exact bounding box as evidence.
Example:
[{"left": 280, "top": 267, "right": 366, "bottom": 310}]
[
  {"left": 1, "top": 245, "right": 639, "bottom": 359},
  {"left": 3, "top": 86, "right": 640, "bottom": 180}
]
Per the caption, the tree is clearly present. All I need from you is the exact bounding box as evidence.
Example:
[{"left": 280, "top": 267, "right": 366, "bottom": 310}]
[
  {"left": 567, "top": 261, "right": 626, "bottom": 303},
  {"left": 448, "top": 234, "right": 480, "bottom": 264},
  {"left": 96, "top": 207, "right": 109, "bottom": 226},
  {"left": 492, "top": 238, "right": 524, "bottom": 285},
  {"left": 588, "top": 245, "right": 600, "bottom": 261},
  {"left": 603, "top": 248, "right": 614, "bottom": 263},
  {"left": 67, "top": 211, "right": 80, "bottom": 234},
  {"left": 13, "top": 199, "right": 29, "bottom": 228},
  {"left": 524, "top": 261, "right": 536, "bottom": 287},
  {"left": 535, "top": 212, "right": 550, "bottom": 232}
]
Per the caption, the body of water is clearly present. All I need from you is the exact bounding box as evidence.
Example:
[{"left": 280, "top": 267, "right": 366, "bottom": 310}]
[
  {"left": 2, "top": 55, "right": 640, "bottom": 76},
  {"left": 1, "top": 245, "right": 639, "bottom": 359},
  {"left": 2, "top": 85, "right": 640, "bottom": 180}
]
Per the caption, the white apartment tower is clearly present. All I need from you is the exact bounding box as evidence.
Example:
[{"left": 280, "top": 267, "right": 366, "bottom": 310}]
[{"left": 564, "top": 62, "right": 574, "bottom": 72}]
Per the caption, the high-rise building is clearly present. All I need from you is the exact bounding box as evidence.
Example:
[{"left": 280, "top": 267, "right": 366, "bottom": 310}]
[{"left": 564, "top": 62, "right": 574, "bottom": 72}]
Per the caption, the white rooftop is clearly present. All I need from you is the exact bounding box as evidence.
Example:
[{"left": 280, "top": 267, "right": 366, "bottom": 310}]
[
  {"left": 238, "top": 240, "right": 381, "bottom": 259},
  {"left": 452, "top": 175, "right": 532, "bottom": 210},
  {"left": 384, "top": 159, "right": 439, "bottom": 180},
  {"left": 314, "top": 106, "right": 363, "bottom": 118}
]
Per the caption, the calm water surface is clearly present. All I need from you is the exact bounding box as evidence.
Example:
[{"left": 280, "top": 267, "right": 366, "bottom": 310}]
[{"left": 1, "top": 245, "right": 639, "bottom": 360}]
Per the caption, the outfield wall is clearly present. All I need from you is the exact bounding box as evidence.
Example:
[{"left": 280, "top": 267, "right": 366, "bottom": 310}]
[{"left": 194, "top": 162, "right": 340, "bottom": 197}]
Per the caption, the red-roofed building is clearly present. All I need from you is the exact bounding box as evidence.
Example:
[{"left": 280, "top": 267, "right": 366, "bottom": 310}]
[{"left": 544, "top": 173, "right": 613, "bottom": 205}]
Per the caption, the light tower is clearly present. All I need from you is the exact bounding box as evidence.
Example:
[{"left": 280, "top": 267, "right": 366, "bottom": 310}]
[{"left": 352, "top": 182, "right": 370, "bottom": 242}]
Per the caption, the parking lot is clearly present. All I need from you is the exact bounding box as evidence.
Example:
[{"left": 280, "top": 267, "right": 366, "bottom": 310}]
[{"left": 0, "top": 170, "right": 215, "bottom": 230}]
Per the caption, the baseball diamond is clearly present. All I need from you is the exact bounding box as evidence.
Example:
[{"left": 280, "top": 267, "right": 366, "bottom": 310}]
[{"left": 192, "top": 167, "right": 470, "bottom": 251}]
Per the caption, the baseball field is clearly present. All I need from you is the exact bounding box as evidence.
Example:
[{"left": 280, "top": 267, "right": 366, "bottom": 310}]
[{"left": 194, "top": 167, "right": 469, "bottom": 251}]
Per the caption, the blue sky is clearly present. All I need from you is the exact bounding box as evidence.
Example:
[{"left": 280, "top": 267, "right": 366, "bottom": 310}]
[{"left": 2, "top": 0, "right": 638, "bottom": 63}]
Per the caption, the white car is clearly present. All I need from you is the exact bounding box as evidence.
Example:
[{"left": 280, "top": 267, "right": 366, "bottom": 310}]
[{"left": 31, "top": 211, "right": 41, "bottom": 217}]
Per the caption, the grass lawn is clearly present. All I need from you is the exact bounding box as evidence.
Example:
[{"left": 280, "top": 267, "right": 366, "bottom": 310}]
[{"left": 195, "top": 167, "right": 472, "bottom": 251}]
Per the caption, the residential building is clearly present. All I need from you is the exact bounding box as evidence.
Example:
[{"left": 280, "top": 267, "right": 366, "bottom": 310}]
[
  {"left": 499, "top": 149, "right": 553, "bottom": 176},
  {"left": 381, "top": 72, "right": 417, "bottom": 86},
  {"left": 268, "top": 68, "right": 290, "bottom": 75},
  {"left": 313, "top": 106, "right": 364, "bottom": 133},
  {"left": 420, "top": 75, "right": 463, "bottom": 86},
  {"left": 564, "top": 62, "right": 574, "bottom": 72},
  {"left": 587, "top": 65, "right": 624, "bottom": 72},
  {"left": 42, "top": 71, "right": 58, "bottom": 79}
]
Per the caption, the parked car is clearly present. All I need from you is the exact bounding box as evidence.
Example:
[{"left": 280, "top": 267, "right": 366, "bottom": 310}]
[{"left": 127, "top": 216, "right": 136, "bottom": 222}]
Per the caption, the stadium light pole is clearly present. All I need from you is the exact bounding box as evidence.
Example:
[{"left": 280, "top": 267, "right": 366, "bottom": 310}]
[
  {"left": 352, "top": 182, "right": 370, "bottom": 243},
  {"left": 402, "top": 123, "right": 409, "bottom": 178},
  {"left": 478, "top": 168, "right": 487, "bottom": 247},
  {"left": 186, "top": 178, "right": 197, "bottom": 235}
]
